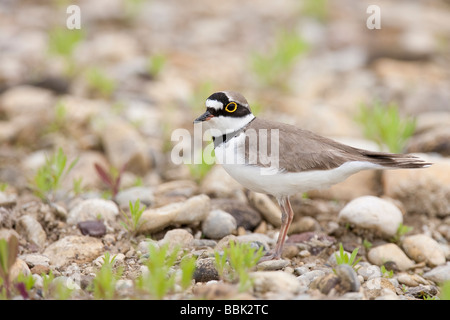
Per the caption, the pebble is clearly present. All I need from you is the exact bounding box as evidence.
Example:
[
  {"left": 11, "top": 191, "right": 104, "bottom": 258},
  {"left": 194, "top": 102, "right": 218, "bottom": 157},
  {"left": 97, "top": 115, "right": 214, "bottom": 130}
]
[
  {"left": 200, "top": 165, "right": 244, "bottom": 198},
  {"left": 311, "top": 273, "right": 341, "bottom": 295},
  {"left": 16, "top": 215, "right": 46, "bottom": 248},
  {"left": 62, "top": 151, "right": 110, "bottom": 191},
  {"left": 97, "top": 117, "right": 152, "bottom": 175},
  {"left": 423, "top": 263, "right": 450, "bottom": 284},
  {"left": 382, "top": 156, "right": 450, "bottom": 217},
  {"left": 0, "top": 85, "right": 54, "bottom": 119},
  {"left": 67, "top": 198, "right": 119, "bottom": 225},
  {"left": 297, "top": 270, "right": 326, "bottom": 287},
  {"left": 402, "top": 234, "right": 446, "bottom": 267},
  {"left": 234, "top": 233, "right": 273, "bottom": 252},
  {"left": 257, "top": 259, "right": 289, "bottom": 271},
  {"left": 19, "top": 253, "right": 50, "bottom": 269},
  {"left": 77, "top": 220, "right": 107, "bottom": 237},
  {"left": 357, "top": 263, "right": 382, "bottom": 280},
  {"left": 202, "top": 209, "right": 237, "bottom": 240},
  {"left": 338, "top": 196, "right": 403, "bottom": 238},
  {"left": 158, "top": 228, "right": 194, "bottom": 250},
  {"left": 211, "top": 198, "right": 262, "bottom": 231},
  {"left": 251, "top": 271, "right": 301, "bottom": 297},
  {"left": 362, "top": 277, "right": 397, "bottom": 299},
  {"left": 193, "top": 258, "right": 219, "bottom": 283},
  {"left": 115, "top": 186, "right": 154, "bottom": 209},
  {"left": 43, "top": 235, "right": 104, "bottom": 268},
  {"left": 289, "top": 216, "right": 319, "bottom": 234},
  {"left": 139, "top": 194, "right": 210, "bottom": 233},
  {"left": 397, "top": 273, "right": 429, "bottom": 287},
  {"left": 368, "top": 243, "right": 415, "bottom": 271},
  {"left": 334, "top": 264, "right": 360, "bottom": 293},
  {"left": 9, "top": 258, "right": 31, "bottom": 282},
  {"left": 247, "top": 192, "right": 281, "bottom": 227}
]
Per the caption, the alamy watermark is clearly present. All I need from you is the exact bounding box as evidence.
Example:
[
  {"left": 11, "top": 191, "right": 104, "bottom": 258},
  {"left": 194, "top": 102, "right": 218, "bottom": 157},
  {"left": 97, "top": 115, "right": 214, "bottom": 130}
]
[{"left": 171, "top": 123, "right": 280, "bottom": 175}]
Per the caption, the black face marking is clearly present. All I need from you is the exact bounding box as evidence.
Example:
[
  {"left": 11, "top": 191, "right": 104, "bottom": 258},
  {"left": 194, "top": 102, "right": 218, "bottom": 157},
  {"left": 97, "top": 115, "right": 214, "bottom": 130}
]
[{"left": 206, "top": 92, "right": 251, "bottom": 118}]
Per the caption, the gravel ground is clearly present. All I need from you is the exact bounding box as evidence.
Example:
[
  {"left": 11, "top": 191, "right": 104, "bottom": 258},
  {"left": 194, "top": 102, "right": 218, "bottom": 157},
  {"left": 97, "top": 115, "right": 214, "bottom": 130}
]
[{"left": 0, "top": 0, "right": 450, "bottom": 300}]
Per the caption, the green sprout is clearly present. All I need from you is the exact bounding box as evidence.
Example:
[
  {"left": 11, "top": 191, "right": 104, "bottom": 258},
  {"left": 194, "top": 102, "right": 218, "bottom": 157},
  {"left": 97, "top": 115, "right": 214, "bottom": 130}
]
[
  {"left": 0, "top": 235, "right": 19, "bottom": 299},
  {"left": 120, "top": 199, "right": 146, "bottom": 235},
  {"left": 47, "top": 26, "right": 84, "bottom": 77},
  {"left": 32, "top": 147, "right": 78, "bottom": 201},
  {"left": 136, "top": 244, "right": 196, "bottom": 299},
  {"left": 45, "top": 100, "right": 68, "bottom": 134},
  {"left": 214, "top": 240, "right": 264, "bottom": 292},
  {"left": 188, "top": 148, "right": 215, "bottom": 183},
  {"left": 301, "top": 0, "right": 329, "bottom": 22},
  {"left": 380, "top": 265, "right": 394, "bottom": 278},
  {"left": 334, "top": 243, "right": 361, "bottom": 272},
  {"left": 390, "top": 223, "right": 413, "bottom": 243},
  {"left": 250, "top": 30, "right": 309, "bottom": 89},
  {"left": 147, "top": 54, "right": 167, "bottom": 79},
  {"left": 355, "top": 100, "right": 416, "bottom": 153},
  {"left": 85, "top": 67, "right": 117, "bottom": 99},
  {"left": 91, "top": 252, "right": 123, "bottom": 300},
  {"left": 439, "top": 281, "right": 450, "bottom": 300}
]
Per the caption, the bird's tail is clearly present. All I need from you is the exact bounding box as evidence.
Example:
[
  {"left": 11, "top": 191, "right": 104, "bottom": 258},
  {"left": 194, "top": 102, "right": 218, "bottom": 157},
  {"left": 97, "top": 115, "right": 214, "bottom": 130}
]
[{"left": 361, "top": 151, "right": 432, "bottom": 169}]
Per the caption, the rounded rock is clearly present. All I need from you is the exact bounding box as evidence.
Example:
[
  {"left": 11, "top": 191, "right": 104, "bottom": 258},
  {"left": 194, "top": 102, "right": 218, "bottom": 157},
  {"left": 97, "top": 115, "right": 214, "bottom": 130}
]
[
  {"left": 338, "top": 196, "right": 403, "bottom": 238},
  {"left": 43, "top": 235, "right": 104, "bottom": 268},
  {"left": 368, "top": 243, "right": 415, "bottom": 271},
  {"left": 193, "top": 257, "right": 219, "bottom": 283},
  {"left": 202, "top": 210, "right": 237, "bottom": 240},
  {"left": 67, "top": 199, "right": 119, "bottom": 225},
  {"left": 17, "top": 215, "right": 46, "bottom": 248},
  {"left": 402, "top": 234, "right": 446, "bottom": 267}
]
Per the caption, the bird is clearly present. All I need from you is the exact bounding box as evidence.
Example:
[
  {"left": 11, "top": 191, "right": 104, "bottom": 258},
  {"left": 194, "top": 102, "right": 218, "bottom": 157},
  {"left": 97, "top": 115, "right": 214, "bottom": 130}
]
[{"left": 194, "top": 91, "right": 431, "bottom": 261}]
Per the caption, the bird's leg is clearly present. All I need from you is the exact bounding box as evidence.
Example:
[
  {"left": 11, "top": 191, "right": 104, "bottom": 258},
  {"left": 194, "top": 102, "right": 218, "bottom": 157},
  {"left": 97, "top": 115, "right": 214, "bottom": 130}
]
[{"left": 259, "top": 196, "right": 294, "bottom": 261}]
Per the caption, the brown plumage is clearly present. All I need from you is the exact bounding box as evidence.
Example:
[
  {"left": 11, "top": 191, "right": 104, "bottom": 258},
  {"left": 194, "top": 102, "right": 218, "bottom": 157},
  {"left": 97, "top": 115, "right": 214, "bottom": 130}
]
[{"left": 244, "top": 118, "right": 431, "bottom": 172}]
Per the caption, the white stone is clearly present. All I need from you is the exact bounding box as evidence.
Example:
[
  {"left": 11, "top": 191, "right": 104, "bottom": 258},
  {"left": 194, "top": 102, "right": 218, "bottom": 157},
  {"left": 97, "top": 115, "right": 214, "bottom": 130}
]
[
  {"left": 67, "top": 198, "right": 119, "bottom": 225},
  {"left": 402, "top": 234, "right": 446, "bottom": 267},
  {"left": 368, "top": 243, "right": 415, "bottom": 271},
  {"left": 338, "top": 196, "right": 403, "bottom": 238}
]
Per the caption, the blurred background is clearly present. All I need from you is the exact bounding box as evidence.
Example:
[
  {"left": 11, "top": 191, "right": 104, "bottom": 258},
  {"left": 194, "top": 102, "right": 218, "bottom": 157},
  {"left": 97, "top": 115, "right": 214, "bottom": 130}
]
[{"left": 0, "top": 0, "right": 449, "bottom": 192}]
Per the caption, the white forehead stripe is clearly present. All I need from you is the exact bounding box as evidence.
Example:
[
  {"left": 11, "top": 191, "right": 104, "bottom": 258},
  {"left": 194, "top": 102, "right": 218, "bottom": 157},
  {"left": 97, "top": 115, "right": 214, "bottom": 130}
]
[{"left": 206, "top": 99, "right": 223, "bottom": 111}]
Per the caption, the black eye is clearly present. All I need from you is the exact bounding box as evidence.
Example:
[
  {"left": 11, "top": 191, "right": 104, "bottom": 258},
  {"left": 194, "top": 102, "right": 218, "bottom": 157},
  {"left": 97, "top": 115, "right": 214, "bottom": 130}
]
[{"left": 225, "top": 102, "right": 237, "bottom": 113}]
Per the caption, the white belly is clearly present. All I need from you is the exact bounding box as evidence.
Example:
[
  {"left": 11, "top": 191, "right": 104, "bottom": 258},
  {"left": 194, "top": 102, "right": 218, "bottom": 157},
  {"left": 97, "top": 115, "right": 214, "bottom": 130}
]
[
  {"left": 213, "top": 133, "right": 382, "bottom": 198},
  {"left": 221, "top": 161, "right": 381, "bottom": 198}
]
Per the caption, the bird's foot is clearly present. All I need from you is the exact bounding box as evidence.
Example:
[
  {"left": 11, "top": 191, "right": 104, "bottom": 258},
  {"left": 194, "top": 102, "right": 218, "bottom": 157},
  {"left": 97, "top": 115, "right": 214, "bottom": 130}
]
[{"left": 258, "top": 250, "right": 281, "bottom": 262}]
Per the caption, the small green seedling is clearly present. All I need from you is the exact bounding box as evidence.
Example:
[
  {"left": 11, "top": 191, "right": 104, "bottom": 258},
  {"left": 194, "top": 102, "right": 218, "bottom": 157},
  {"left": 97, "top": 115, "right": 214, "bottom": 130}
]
[
  {"left": 85, "top": 67, "right": 117, "bottom": 99},
  {"left": 46, "top": 100, "right": 68, "bottom": 134},
  {"left": 334, "top": 243, "right": 361, "bottom": 271},
  {"left": 380, "top": 265, "right": 394, "bottom": 278},
  {"left": 120, "top": 199, "right": 146, "bottom": 234},
  {"left": 250, "top": 30, "right": 309, "bottom": 89},
  {"left": 187, "top": 150, "right": 215, "bottom": 183},
  {"left": 391, "top": 223, "right": 413, "bottom": 243},
  {"left": 363, "top": 239, "right": 373, "bottom": 251},
  {"left": 214, "top": 240, "right": 264, "bottom": 292},
  {"left": 355, "top": 100, "right": 416, "bottom": 153},
  {"left": 0, "top": 235, "right": 19, "bottom": 299},
  {"left": 439, "top": 281, "right": 450, "bottom": 300},
  {"left": 0, "top": 182, "right": 9, "bottom": 192},
  {"left": 47, "top": 26, "right": 84, "bottom": 76},
  {"left": 33, "top": 147, "right": 78, "bottom": 201},
  {"left": 136, "top": 244, "right": 196, "bottom": 299},
  {"left": 92, "top": 252, "right": 123, "bottom": 300},
  {"left": 147, "top": 54, "right": 166, "bottom": 79},
  {"left": 41, "top": 270, "right": 74, "bottom": 300}
]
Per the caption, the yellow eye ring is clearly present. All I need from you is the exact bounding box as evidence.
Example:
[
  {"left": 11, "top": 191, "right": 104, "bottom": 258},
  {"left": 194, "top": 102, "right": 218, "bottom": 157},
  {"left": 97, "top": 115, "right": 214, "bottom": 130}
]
[{"left": 225, "top": 102, "right": 237, "bottom": 113}]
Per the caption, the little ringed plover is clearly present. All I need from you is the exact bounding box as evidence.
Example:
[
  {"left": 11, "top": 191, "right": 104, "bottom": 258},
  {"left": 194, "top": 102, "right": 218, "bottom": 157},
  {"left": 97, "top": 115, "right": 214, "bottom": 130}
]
[{"left": 194, "top": 91, "right": 431, "bottom": 261}]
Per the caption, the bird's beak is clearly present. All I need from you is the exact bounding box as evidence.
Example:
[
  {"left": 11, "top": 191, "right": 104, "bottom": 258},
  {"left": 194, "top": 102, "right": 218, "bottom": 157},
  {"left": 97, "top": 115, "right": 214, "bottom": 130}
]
[{"left": 194, "top": 110, "right": 214, "bottom": 123}]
